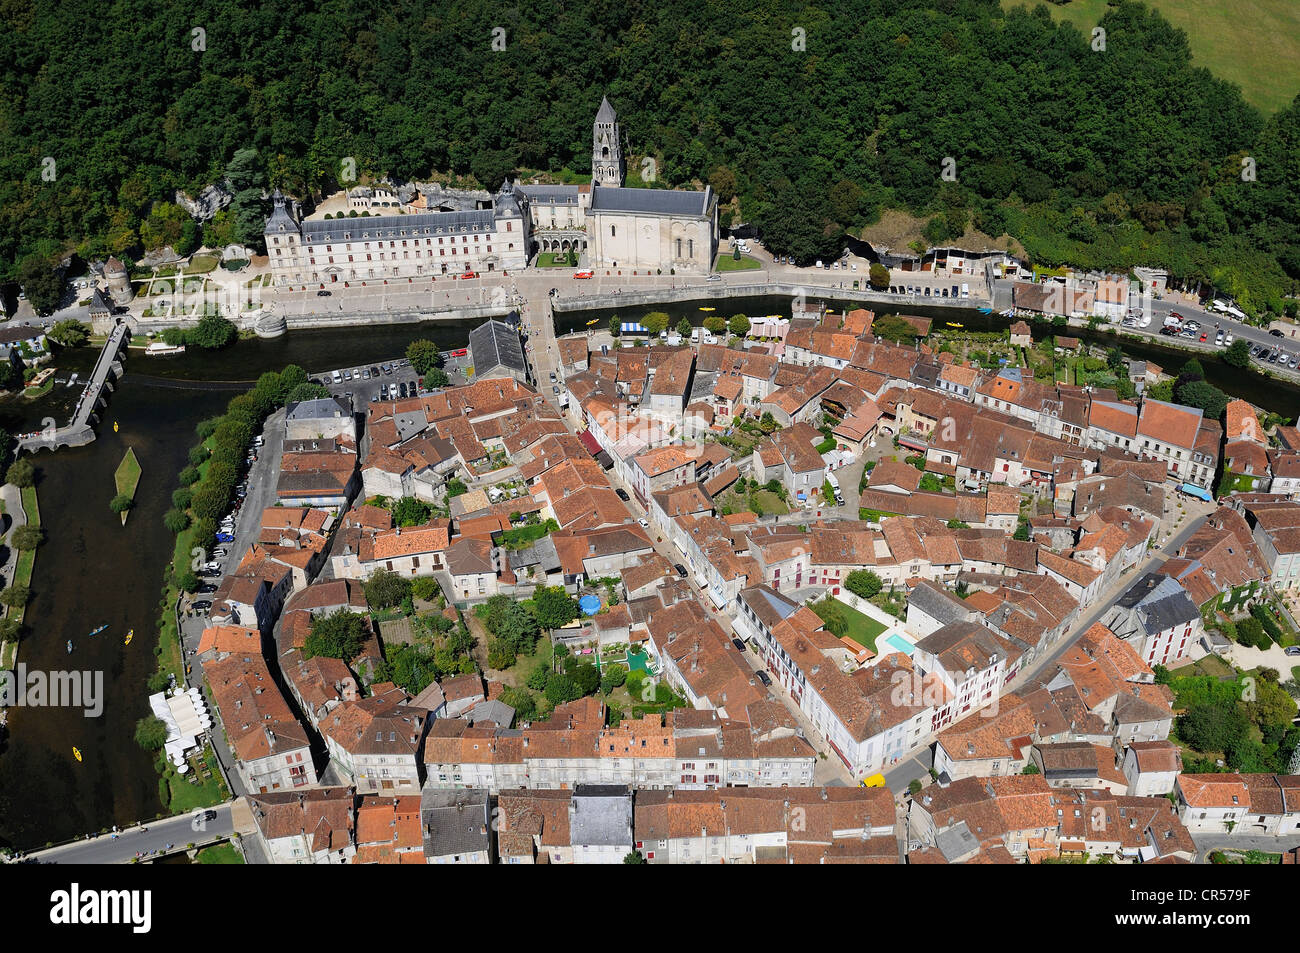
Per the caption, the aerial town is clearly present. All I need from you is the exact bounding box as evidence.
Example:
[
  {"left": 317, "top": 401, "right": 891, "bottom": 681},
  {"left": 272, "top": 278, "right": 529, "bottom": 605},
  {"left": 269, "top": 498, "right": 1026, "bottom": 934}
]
[{"left": 2, "top": 7, "right": 1298, "bottom": 907}]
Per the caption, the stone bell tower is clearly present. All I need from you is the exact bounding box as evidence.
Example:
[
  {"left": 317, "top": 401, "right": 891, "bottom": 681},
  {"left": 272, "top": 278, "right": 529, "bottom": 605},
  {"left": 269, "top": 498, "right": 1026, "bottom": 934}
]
[{"left": 592, "top": 96, "right": 624, "bottom": 188}]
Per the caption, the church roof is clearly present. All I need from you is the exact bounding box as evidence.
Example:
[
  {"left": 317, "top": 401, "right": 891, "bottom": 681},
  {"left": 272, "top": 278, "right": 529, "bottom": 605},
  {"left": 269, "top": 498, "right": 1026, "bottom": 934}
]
[
  {"left": 595, "top": 96, "right": 617, "bottom": 123},
  {"left": 589, "top": 186, "right": 711, "bottom": 217}
]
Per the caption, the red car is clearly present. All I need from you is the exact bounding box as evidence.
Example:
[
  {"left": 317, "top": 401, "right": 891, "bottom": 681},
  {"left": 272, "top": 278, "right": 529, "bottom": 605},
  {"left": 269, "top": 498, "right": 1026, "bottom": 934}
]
[
  {"left": 573, "top": 270, "right": 594, "bottom": 279},
  {"left": 1169, "top": 311, "right": 1184, "bottom": 321},
  {"left": 1199, "top": 332, "right": 1208, "bottom": 342},
  {"left": 460, "top": 271, "right": 478, "bottom": 279}
]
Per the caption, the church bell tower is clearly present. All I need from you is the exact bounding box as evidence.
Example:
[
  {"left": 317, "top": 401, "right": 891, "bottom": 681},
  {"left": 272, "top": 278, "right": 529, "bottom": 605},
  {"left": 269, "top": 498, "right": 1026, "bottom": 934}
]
[{"left": 592, "top": 96, "right": 624, "bottom": 188}]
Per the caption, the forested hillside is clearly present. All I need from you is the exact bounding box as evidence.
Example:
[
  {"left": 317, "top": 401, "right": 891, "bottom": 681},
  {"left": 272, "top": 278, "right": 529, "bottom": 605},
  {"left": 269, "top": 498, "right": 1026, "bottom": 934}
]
[{"left": 1, "top": 0, "right": 1297, "bottom": 313}]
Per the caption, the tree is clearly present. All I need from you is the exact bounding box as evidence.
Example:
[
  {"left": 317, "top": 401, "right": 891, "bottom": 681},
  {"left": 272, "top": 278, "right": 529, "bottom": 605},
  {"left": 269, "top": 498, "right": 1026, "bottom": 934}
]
[
  {"left": 573, "top": 661, "right": 600, "bottom": 696},
  {"left": 810, "top": 598, "right": 848, "bottom": 637},
  {"left": 487, "top": 638, "right": 517, "bottom": 670},
  {"left": 425, "top": 368, "right": 449, "bottom": 388},
  {"left": 364, "top": 569, "right": 411, "bottom": 609},
  {"left": 868, "top": 263, "right": 890, "bottom": 290},
  {"left": 0, "top": 362, "right": 17, "bottom": 391},
  {"left": 286, "top": 382, "right": 331, "bottom": 404},
  {"left": 703, "top": 314, "right": 727, "bottom": 334},
  {"left": 532, "top": 586, "right": 578, "bottom": 630},
  {"left": 134, "top": 716, "right": 169, "bottom": 751},
  {"left": 601, "top": 665, "right": 627, "bottom": 695},
  {"left": 1224, "top": 338, "right": 1251, "bottom": 368},
  {"left": 5, "top": 459, "right": 35, "bottom": 488},
  {"left": 411, "top": 577, "right": 440, "bottom": 602},
  {"left": 171, "top": 487, "right": 193, "bottom": 510},
  {"left": 446, "top": 478, "right": 468, "bottom": 498},
  {"left": 10, "top": 525, "right": 43, "bottom": 551},
  {"left": 676, "top": 317, "right": 693, "bottom": 337},
  {"left": 18, "top": 255, "right": 64, "bottom": 315},
  {"left": 872, "top": 314, "right": 922, "bottom": 344},
  {"left": 406, "top": 339, "right": 443, "bottom": 376},
  {"left": 526, "top": 665, "right": 550, "bottom": 692},
  {"left": 623, "top": 850, "right": 646, "bottom": 864},
  {"left": 47, "top": 319, "right": 91, "bottom": 347},
  {"left": 303, "top": 609, "right": 366, "bottom": 660},
  {"left": 641, "top": 312, "right": 670, "bottom": 335},
  {"left": 845, "top": 569, "right": 883, "bottom": 600},
  {"left": 728, "top": 314, "right": 750, "bottom": 337},
  {"left": 110, "top": 493, "right": 134, "bottom": 513},
  {"left": 173, "top": 568, "right": 198, "bottom": 593},
  {"left": 391, "top": 496, "right": 432, "bottom": 527},
  {"left": 544, "top": 672, "right": 581, "bottom": 706},
  {"left": 609, "top": 316, "right": 621, "bottom": 338},
  {"left": 163, "top": 508, "right": 190, "bottom": 533},
  {"left": 0, "top": 585, "right": 29, "bottom": 608},
  {"left": 499, "top": 685, "right": 536, "bottom": 723},
  {"left": 186, "top": 315, "right": 238, "bottom": 349}
]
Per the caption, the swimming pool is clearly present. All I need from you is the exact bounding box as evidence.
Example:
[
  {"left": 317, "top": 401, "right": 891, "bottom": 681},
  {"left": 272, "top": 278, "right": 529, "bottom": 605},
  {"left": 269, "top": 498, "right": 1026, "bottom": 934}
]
[{"left": 883, "top": 634, "right": 915, "bottom": 656}]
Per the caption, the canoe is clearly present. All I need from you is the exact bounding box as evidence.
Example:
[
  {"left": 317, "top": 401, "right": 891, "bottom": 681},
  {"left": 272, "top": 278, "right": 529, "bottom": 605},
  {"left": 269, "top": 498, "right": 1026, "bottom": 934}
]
[
  {"left": 88, "top": 624, "right": 108, "bottom": 637},
  {"left": 66, "top": 640, "right": 73, "bottom": 654},
  {"left": 124, "top": 630, "right": 133, "bottom": 646},
  {"left": 73, "top": 747, "right": 82, "bottom": 762}
]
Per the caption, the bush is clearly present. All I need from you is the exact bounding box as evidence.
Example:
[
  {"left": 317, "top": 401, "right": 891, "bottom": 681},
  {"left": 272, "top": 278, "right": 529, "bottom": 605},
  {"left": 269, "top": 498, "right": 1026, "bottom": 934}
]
[
  {"left": 110, "top": 493, "right": 134, "bottom": 513},
  {"left": 845, "top": 569, "right": 883, "bottom": 600},
  {"left": 134, "top": 716, "right": 169, "bottom": 751},
  {"left": 10, "top": 525, "right": 43, "bottom": 550},
  {"left": 163, "top": 508, "right": 190, "bottom": 533},
  {"left": 171, "top": 487, "right": 193, "bottom": 510},
  {"left": 364, "top": 569, "right": 411, "bottom": 609},
  {"left": 0, "top": 585, "right": 29, "bottom": 608},
  {"left": 5, "top": 459, "right": 36, "bottom": 488},
  {"left": 410, "top": 577, "right": 440, "bottom": 602},
  {"left": 187, "top": 445, "right": 209, "bottom": 467},
  {"left": 178, "top": 465, "right": 200, "bottom": 486}
]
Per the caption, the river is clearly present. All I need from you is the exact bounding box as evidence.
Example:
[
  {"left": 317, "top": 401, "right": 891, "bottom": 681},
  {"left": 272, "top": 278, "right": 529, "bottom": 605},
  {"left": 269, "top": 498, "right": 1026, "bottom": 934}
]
[{"left": 0, "top": 305, "right": 1294, "bottom": 851}]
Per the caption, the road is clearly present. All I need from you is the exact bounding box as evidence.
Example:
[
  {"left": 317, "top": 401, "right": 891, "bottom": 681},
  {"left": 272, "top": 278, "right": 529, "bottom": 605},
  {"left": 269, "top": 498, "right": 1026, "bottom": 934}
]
[
  {"left": 1191, "top": 833, "right": 1300, "bottom": 864},
  {"left": 25, "top": 803, "right": 237, "bottom": 864}
]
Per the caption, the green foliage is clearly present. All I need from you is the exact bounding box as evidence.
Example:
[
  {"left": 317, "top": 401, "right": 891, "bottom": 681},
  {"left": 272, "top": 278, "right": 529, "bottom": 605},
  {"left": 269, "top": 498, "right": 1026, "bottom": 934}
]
[
  {"left": 1224, "top": 338, "right": 1252, "bottom": 367},
  {"left": 391, "top": 496, "right": 432, "bottom": 527},
  {"left": 182, "top": 315, "right": 238, "bottom": 350},
  {"left": 163, "top": 508, "right": 190, "bottom": 534},
  {"left": 406, "top": 339, "right": 443, "bottom": 376},
  {"left": 532, "top": 585, "right": 578, "bottom": 630},
  {"left": 676, "top": 317, "right": 692, "bottom": 337},
  {"left": 47, "top": 319, "right": 91, "bottom": 347},
  {"left": 868, "top": 262, "right": 890, "bottom": 290},
  {"left": 845, "top": 569, "right": 883, "bottom": 600},
  {"left": 544, "top": 672, "right": 580, "bottom": 706},
  {"left": 641, "top": 311, "right": 670, "bottom": 335},
  {"left": 10, "top": 524, "right": 42, "bottom": 550},
  {"left": 425, "top": 368, "right": 449, "bottom": 388},
  {"left": 410, "top": 577, "right": 440, "bottom": 601},
  {"left": 728, "top": 313, "right": 750, "bottom": 336},
  {"left": 303, "top": 609, "right": 367, "bottom": 661},
  {"left": 134, "top": 716, "right": 169, "bottom": 751},
  {"left": 487, "top": 638, "right": 517, "bottom": 670},
  {"left": 446, "top": 478, "right": 468, "bottom": 498},
  {"left": 5, "top": 459, "right": 36, "bottom": 489},
  {"left": 810, "top": 597, "right": 847, "bottom": 637},
  {"left": 873, "top": 314, "right": 921, "bottom": 344},
  {"left": 703, "top": 314, "right": 727, "bottom": 334},
  {"left": 1021, "top": 763, "right": 1040, "bottom": 775},
  {"left": 285, "top": 382, "right": 331, "bottom": 404},
  {"left": 109, "top": 492, "right": 134, "bottom": 513},
  {"left": 363, "top": 569, "right": 411, "bottom": 609},
  {"left": 499, "top": 685, "right": 536, "bottom": 723},
  {"left": 0, "top": 584, "right": 29, "bottom": 608},
  {"left": 171, "top": 487, "right": 193, "bottom": 510}
]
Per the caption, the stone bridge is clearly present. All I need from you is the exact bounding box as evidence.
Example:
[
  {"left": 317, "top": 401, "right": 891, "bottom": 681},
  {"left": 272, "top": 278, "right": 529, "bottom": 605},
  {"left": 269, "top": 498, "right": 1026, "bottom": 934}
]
[{"left": 17, "top": 323, "right": 130, "bottom": 454}]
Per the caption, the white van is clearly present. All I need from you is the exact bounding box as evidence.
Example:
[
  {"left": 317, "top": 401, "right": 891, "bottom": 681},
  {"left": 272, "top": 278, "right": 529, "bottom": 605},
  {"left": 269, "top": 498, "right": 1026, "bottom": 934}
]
[{"left": 961, "top": 283, "right": 970, "bottom": 298}]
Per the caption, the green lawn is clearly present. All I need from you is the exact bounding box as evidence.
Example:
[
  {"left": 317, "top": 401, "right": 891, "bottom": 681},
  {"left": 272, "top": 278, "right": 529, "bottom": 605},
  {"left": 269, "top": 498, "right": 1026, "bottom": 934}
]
[
  {"left": 718, "top": 486, "right": 790, "bottom": 516},
  {"left": 716, "top": 254, "right": 763, "bottom": 272},
  {"left": 1002, "top": 0, "right": 1300, "bottom": 114},
  {"left": 536, "top": 252, "right": 578, "bottom": 268},
  {"left": 186, "top": 254, "right": 221, "bottom": 273},
  {"left": 195, "top": 842, "right": 244, "bottom": 864},
  {"left": 161, "top": 744, "right": 229, "bottom": 815},
  {"left": 115, "top": 447, "right": 142, "bottom": 498},
  {"left": 822, "top": 600, "right": 888, "bottom": 653}
]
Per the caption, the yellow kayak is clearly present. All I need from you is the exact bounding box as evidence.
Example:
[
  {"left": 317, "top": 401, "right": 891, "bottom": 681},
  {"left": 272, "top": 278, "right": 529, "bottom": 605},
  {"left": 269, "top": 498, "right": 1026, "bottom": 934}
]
[
  {"left": 113, "top": 422, "right": 119, "bottom": 432},
  {"left": 585, "top": 319, "right": 599, "bottom": 326},
  {"left": 124, "top": 629, "right": 133, "bottom": 646},
  {"left": 699, "top": 307, "right": 716, "bottom": 312},
  {"left": 946, "top": 322, "right": 963, "bottom": 328},
  {"left": 73, "top": 747, "right": 82, "bottom": 762}
]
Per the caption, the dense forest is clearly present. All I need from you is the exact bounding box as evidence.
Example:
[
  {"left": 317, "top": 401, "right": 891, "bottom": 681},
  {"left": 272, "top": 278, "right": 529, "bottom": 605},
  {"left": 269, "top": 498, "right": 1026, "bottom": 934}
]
[{"left": 1, "top": 0, "right": 1297, "bottom": 314}]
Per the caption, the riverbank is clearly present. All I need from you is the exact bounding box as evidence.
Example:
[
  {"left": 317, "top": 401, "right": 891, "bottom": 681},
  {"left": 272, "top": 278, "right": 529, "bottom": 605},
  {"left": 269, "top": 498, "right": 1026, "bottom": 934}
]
[
  {"left": 0, "top": 484, "right": 37, "bottom": 670},
  {"left": 114, "top": 448, "right": 141, "bottom": 526}
]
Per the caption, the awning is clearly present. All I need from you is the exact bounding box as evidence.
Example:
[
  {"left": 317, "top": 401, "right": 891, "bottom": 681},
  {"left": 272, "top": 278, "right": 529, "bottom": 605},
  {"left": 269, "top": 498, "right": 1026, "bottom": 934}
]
[
  {"left": 898, "top": 434, "right": 928, "bottom": 451},
  {"left": 1179, "top": 482, "right": 1212, "bottom": 502}
]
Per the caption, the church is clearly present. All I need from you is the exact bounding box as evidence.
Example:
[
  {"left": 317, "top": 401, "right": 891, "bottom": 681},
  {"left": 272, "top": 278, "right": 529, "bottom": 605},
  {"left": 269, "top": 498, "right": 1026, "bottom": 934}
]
[
  {"left": 521, "top": 96, "right": 719, "bottom": 274},
  {"left": 265, "top": 97, "right": 717, "bottom": 284}
]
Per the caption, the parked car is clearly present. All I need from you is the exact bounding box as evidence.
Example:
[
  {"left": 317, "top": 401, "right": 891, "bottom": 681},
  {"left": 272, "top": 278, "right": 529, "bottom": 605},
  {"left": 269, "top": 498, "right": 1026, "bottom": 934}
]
[
  {"left": 317, "top": 290, "right": 331, "bottom": 296},
  {"left": 637, "top": 518, "right": 649, "bottom": 528},
  {"left": 191, "top": 600, "right": 212, "bottom": 611},
  {"left": 1286, "top": 646, "right": 1300, "bottom": 657},
  {"left": 216, "top": 532, "right": 235, "bottom": 543},
  {"left": 197, "top": 584, "right": 218, "bottom": 594},
  {"left": 706, "top": 274, "right": 722, "bottom": 282},
  {"left": 755, "top": 670, "right": 772, "bottom": 686},
  {"left": 211, "top": 548, "right": 228, "bottom": 558},
  {"left": 615, "top": 488, "right": 630, "bottom": 502},
  {"left": 674, "top": 564, "right": 687, "bottom": 577},
  {"left": 732, "top": 638, "right": 747, "bottom": 652},
  {"left": 382, "top": 363, "right": 393, "bottom": 375},
  {"left": 572, "top": 270, "right": 594, "bottom": 279},
  {"left": 370, "top": 366, "right": 380, "bottom": 377},
  {"left": 552, "top": 385, "right": 560, "bottom": 395},
  {"left": 1271, "top": 329, "right": 1286, "bottom": 337}
]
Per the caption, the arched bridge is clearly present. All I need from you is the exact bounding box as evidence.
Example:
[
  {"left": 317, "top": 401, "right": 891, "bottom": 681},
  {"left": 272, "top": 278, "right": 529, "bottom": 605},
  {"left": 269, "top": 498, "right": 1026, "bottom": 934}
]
[{"left": 17, "top": 323, "right": 130, "bottom": 454}]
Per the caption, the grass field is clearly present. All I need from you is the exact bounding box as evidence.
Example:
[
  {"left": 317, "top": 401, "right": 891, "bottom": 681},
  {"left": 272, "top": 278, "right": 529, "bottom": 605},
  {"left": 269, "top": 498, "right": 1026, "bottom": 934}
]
[
  {"left": 196, "top": 842, "right": 244, "bottom": 864},
  {"left": 536, "top": 252, "right": 578, "bottom": 268},
  {"left": 819, "top": 600, "right": 889, "bottom": 653},
  {"left": 716, "top": 253, "right": 763, "bottom": 272},
  {"left": 1003, "top": 0, "right": 1300, "bottom": 114},
  {"left": 114, "top": 447, "right": 142, "bottom": 498}
]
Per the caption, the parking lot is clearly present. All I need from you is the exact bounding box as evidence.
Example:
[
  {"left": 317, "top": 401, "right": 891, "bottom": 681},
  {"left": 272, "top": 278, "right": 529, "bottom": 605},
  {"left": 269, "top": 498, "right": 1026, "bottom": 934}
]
[
  {"left": 312, "top": 349, "right": 471, "bottom": 408},
  {"left": 1157, "top": 318, "right": 1300, "bottom": 369}
]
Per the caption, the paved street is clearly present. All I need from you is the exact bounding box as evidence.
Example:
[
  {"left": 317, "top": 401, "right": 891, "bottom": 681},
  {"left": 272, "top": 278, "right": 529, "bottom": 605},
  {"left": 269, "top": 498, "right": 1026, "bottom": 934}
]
[
  {"left": 1191, "top": 833, "right": 1300, "bottom": 864},
  {"left": 26, "top": 803, "right": 237, "bottom": 864}
]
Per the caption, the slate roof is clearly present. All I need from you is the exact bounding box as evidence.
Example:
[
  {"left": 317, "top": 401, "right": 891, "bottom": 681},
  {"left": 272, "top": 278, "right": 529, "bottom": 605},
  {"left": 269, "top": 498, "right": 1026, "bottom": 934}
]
[
  {"left": 420, "top": 788, "right": 490, "bottom": 858},
  {"left": 303, "top": 208, "right": 494, "bottom": 243},
  {"left": 589, "top": 186, "right": 711, "bottom": 216},
  {"left": 569, "top": 785, "right": 634, "bottom": 848},
  {"left": 470, "top": 319, "right": 527, "bottom": 374}
]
